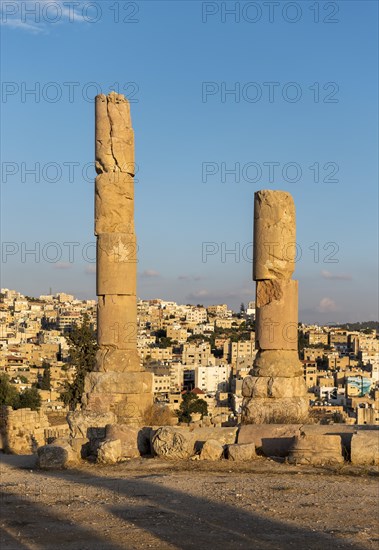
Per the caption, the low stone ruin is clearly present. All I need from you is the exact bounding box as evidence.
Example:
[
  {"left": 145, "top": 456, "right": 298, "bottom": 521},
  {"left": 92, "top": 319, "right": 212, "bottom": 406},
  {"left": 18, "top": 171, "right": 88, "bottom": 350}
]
[
  {"left": 35, "top": 423, "right": 378, "bottom": 468},
  {"left": 1, "top": 406, "right": 50, "bottom": 454}
]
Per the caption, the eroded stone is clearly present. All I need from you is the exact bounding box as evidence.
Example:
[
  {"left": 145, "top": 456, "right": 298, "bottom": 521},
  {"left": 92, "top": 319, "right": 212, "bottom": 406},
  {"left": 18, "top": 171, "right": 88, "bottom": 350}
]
[
  {"left": 97, "top": 438, "right": 122, "bottom": 464},
  {"left": 350, "top": 432, "right": 379, "bottom": 465},
  {"left": 105, "top": 424, "right": 140, "bottom": 458},
  {"left": 241, "top": 396, "right": 309, "bottom": 425},
  {"left": 251, "top": 350, "right": 304, "bottom": 378},
  {"left": 97, "top": 233, "right": 137, "bottom": 295},
  {"left": 94, "top": 348, "right": 142, "bottom": 373},
  {"left": 227, "top": 443, "right": 256, "bottom": 461},
  {"left": 253, "top": 190, "right": 296, "bottom": 281},
  {"left": 152, "top": 427, "right": 195, "bottom": 460},
  {"left": 95, "top": 173, "right": 134, "bottom": 234},
  {"left": 97, "top": 295, "right": 137, "bottom": 349},
  {"left": 199, "top": 439, "right": 224, "bottom": 461},
  {"left": 255, "top": 279, "right": 298, "bottom": 351},
  {"left": 242, "top": 374, "right": 307, "bottom": 399},
  {"left": 288, "top": 433, "right": 344, "bottom": 465},
  {"left": 37, "top": 442, "right": 79, "bottom": 469}
]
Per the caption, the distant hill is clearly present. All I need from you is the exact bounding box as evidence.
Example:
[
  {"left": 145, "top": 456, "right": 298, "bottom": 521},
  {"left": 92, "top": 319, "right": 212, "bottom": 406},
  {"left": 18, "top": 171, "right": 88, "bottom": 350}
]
[{"left": 336, "top": 321, "right": 379, "bottom": 331}]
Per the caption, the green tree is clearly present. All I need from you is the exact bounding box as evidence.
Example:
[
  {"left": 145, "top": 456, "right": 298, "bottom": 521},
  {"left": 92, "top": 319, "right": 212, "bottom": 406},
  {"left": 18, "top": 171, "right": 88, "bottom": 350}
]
[
  {"left": 60, "top": 314, "right": 97, "bottom": 410},
  {"left": 0, "top": 374, "right": 41, "bottom": 411},
  {"left": 157, "top": 336, "right": 173, "bottom": 349},
  {"left": 0, "top": 374, "right": 19, "bottom": 407},
  {"left": 17, "top": 387, "right": 41, "bottom": 411},
  {"left": 178, "top": 392, "right": 208, "bottom": 423},
  {"left": 38, "top": 364, "right": 51, "bottom": 390}
]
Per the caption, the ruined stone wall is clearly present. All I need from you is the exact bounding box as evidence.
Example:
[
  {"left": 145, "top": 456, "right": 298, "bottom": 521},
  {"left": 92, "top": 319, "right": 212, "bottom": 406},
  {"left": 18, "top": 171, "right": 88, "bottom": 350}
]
[{"left": 1, "top": 406, "right": 50, "bottom": 454}]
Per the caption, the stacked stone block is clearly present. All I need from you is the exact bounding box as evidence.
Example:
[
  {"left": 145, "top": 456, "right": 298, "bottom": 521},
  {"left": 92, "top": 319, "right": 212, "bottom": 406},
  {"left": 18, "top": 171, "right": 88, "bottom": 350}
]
[
  {"left": 81, "top": 92, "right": 153, "bottom": 425},
  {"left": 241, "top": 190, "right": 308, "bottom": 423}
]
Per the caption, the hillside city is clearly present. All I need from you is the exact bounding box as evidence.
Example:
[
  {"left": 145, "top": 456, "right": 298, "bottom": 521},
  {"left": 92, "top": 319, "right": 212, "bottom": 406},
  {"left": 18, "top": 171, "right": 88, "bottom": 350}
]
[{"left": 1, "top": 288, "right": 378, "bottom": 426}]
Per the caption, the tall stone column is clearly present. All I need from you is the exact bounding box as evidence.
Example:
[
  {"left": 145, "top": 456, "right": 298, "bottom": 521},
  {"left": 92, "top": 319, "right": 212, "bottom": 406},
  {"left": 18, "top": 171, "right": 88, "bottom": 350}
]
[
  {"left": 81, "top": 92, "right": 153, "bottom": 425},
  {"left": 241, "top": 190, "right": 308, "bottom": 423}
]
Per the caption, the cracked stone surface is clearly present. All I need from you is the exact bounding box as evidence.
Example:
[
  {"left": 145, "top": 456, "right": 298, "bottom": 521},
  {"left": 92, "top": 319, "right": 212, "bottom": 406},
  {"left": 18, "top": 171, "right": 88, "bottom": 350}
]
[
  {"left": 243, "top": 190, "right": 307, "bottom": 424},
  {"left": 80, "top": 92, "right": 153, "bottom": 427},
  {"left": 253, "top": 190, "right": 296, "bottom": 281}
]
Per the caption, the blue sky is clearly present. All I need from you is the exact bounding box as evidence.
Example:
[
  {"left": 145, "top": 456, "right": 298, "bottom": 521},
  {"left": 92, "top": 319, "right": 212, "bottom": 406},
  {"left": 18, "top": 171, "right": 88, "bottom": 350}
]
[{"left": 0, "top": 0, "right": 378, "bottom": 323}]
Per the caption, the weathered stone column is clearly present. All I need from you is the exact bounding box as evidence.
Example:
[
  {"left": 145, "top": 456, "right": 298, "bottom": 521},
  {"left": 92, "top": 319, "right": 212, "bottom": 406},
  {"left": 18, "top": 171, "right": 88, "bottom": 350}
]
[
  {"left": 241, "top": 190, "right": 308, "bottom": 423},
  {"left": 81, "top": 92, "right": 153, "bottom": 425}
]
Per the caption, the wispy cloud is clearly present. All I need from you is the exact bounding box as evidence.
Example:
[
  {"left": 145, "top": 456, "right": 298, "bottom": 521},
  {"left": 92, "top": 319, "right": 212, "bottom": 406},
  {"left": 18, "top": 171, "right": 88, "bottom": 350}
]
[
  {"left": 1, "top": 1, "right": 88, "bottom": 34},
  {"left": 84, "top": 264, "right": 96, "bottom": 275},
  {"left": 321, "top": 270, "right": 352, "bottom": 281},
  {"left": 178, "top": 274, "right": 205, "bottom": 281},
  {"left": 187, "top": 289, "right": 210, "bottom": 300},
  {"left": 0, "top": 17, "right": 43, "bottom": 34},
  {"left": 140, "top": 269, "right": 160, "bottom": 279},
  {"left": 53, "top": 262, "right": 72, "bottom": 270},
  {"left": 316, "top": 297, "right": 338, "bottom": 313}
]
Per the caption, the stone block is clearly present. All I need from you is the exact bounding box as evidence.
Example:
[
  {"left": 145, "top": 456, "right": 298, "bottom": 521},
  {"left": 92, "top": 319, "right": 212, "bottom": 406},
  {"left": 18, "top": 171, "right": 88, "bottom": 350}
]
[
  {"left": 251, "top": 350, "right": 304, "bottom": 378},
  {"left": 152, "top": 427, "right": 195, "bottom": 459},
  {"left": 97, "top": 233, "right": 137, "bottom": 295},
  {"left": 67, "top": 410, "right": 116, "bottom": 439},
  {"left": 227, "top": 443, "right": 256, "bottom": 461},
  {"left": 107, "top": 92, "right": 132, "bottom": 131},
  {"left": 237, "top": 424, "right": 302, "bottom": 457},
  {"left": 95, "top": 348, "right": 142, "bottom": 373},
  {"left": 95, "top": 172, "right": 134, "bottom": 234},
  {"left": 105, "top": 424, "right": 140, "bottom": 458},
  {"left": 95, "top": 94, "right": 112, "bottom": 173},
  {"left": 190, "top": 427, "right": 238, "bottom": 447},
  {"left": 288, "top": 433, "right": 344, "bottom": 465},
  {"left": 111, "top": 392, "right": 153, "bottom": 424},
  {"left": 253, "top": 190, "right": 296, "bottom": 280},
  {"left": 350, "top": 432, "right": 379, "bottom": 465},
  {"left": 241, "top": 396, "right": 309, "bottom": 425},
  {"left": 199, "top": 439, "right": 224, "bottom": 461},
  {"left": 112, "top": 130, "right": 135, "bottom": 174},
  {"left": 69, "top": 437, "right": 90, "bottom": 458},
  {"left": 242, "top": 375, "right": 307, "bottom": 399},
  {"left": 97, "top": 295, "right": 137, "bottom": 349},
  {"left": 255, "top": 279, "right": 298, "bottom": 351},
  {"left": 37, "top": 442, "right": 79, "bottom": 469},
  {"left": 82, "top": 391, "right": 153, "bottom": 425},
  {"left": 84, "top": 371, "right": 153, "bottom": 396},
  {"left": 95, "top": 93, "right": 134, "bottom": 175},
  {"left": 97, "top": 438, "right": 122, "bottom": 464}
]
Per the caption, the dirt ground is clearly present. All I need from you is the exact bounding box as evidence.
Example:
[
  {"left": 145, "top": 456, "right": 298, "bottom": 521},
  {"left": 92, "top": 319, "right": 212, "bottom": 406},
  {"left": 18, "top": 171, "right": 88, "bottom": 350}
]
[{"left": 0, "top": 454, "right": 378, "bottom": 550}]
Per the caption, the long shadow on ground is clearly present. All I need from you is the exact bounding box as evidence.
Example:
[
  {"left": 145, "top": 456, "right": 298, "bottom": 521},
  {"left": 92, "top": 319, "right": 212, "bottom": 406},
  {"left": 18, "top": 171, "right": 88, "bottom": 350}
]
[{"left": 10, "top": 459, "right": 369, "bottom": 550}]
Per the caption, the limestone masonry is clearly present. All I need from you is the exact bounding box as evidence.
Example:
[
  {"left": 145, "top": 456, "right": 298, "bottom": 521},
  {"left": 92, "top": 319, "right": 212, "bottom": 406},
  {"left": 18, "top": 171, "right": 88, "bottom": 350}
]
[
  {"left": 79, "top": 92, "right": 153, "bottom": 425},
  {"left": 242, "top": 190, "right": 309, "bottom": 423}
]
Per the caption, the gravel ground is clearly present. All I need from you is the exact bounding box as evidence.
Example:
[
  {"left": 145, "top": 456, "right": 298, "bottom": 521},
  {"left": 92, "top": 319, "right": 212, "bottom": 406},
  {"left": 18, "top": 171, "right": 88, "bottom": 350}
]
[{"left": 1, "top": 454, "right": 378, "bottom": 550}]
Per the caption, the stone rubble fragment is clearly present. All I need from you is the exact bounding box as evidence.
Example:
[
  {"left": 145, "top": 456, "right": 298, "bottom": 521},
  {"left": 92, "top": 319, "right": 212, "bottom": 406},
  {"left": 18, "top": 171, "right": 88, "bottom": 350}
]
[
  {"left": 227, "top": 443, "right": 257, "bottom": 461},
  {"left": 350, "top": 432, "right": 379, "bottom": 465},
  {"left": 151, "top": 427, "right": 195, "bottom": 460},
  {"left": 37, "top": 439, "right": 79, "bottom": 469},
  {"left": 288, "top": 433, "right": 344, "bottom": 465},
  {"left": 199, "top": 439, "right": 225, "bottom": 461},
  {"left": 97, "top": 438, "right": 122, "bottom": 464}
]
